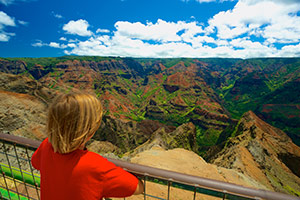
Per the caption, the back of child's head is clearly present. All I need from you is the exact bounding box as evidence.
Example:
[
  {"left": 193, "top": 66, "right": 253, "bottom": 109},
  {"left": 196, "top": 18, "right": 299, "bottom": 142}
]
[{"left": 47, "top": 92, "right": 103, "bottom": 154}]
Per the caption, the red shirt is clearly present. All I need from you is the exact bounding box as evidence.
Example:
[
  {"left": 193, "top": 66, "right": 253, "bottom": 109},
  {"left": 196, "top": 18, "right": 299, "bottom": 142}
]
[{"left": 31, "top": 138, "right": 138, "bottom": 200}]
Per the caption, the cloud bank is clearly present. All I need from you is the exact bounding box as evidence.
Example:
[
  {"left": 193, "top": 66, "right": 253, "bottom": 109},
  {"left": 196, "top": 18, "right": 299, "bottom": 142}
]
[{"left": 39, "top": 0, "right": 300, "bottom": 58}]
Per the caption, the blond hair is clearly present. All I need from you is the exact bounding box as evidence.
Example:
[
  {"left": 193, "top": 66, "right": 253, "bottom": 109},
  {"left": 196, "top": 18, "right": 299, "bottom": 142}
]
[{"left": 47, "top": 92, "right": 103, "bottom": 154}]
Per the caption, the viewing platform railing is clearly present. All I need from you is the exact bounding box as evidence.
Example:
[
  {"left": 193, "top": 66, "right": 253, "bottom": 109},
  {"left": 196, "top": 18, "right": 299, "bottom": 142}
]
[{"left": 0, "top": 132, "right": 299, "bottom": 200}]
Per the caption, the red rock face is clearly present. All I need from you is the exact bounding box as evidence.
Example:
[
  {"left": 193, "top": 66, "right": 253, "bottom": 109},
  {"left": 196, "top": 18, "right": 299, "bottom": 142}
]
[
  {"left": 101, "top": 90, "right": 134, "bottom": 120},
  {"left": 166, "top": 72, "right": 192, "bottom": 88},
  {"left": 154, "top": 73, "right": 164, "bottom": 83},
  {"left": 171, "top": 95, "right": 187, "bottom": 107},
  {"left": 167, "top": 61, "right": 186, "bottom": 74},
  {"left": 158, "top": 63, "right": 166, "bottom": 71},
  {"left": 55, "top": 61, "right": 100, "bottom": 91}
]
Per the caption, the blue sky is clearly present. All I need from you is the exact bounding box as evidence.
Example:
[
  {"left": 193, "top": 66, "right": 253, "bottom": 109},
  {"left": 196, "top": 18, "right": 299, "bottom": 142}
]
[{"left": 0, "top": 0, "right": 300, "bottom": 58}]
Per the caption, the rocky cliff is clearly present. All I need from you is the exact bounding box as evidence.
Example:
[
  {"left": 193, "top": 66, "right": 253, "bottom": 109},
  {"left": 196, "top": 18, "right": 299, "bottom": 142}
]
[
  {"left": 0, "top": 59, "right": 27, "bottom": 75},
  {"left": 0, "top": 72, "right": 58, "bottom": 140},
  {"left": 123, "top": 122, "right": 197, "bottom": 158},
  {"left": 0, "top": 89, "right": 47, "bottom": 140},
  {"left": 126, "top": 147, "right": 269, "bottom": 200},
  {"left": 211, "top": 111, "right": 300, "bottom": 196},
  {"left": 123, "top": 111, "right": 300, "bottom": 197}
]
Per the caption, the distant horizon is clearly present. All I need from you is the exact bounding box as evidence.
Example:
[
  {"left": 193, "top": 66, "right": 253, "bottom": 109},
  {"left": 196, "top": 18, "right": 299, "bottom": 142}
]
[{"left": 1, "top": 55, "right": 300, "bottom": 60}]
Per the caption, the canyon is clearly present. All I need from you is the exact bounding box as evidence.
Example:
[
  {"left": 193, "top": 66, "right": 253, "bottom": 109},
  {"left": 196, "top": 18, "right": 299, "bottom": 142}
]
[{"left": 0, "top": 56, "right": 299, "bottom": 196}]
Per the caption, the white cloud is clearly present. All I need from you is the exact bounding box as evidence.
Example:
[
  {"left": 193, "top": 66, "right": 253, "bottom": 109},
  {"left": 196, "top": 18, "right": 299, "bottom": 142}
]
[
  {"left": 62, "top": 19, "right": 208, "bottom": 57},
  {"left": 115, "top": 19, "right": 204, "bottom": 43},
  {"left": 0, "top": 32, "right": 15, "bottom": 41},
  {"left": 64, "top": 33, "right": 233, "bottom": 58},
  {"left": 0, "top": 11, "right": 15, "bottom": 27},
  {"left": 60, "top": 16, "right": 300, "bottom": 58},
  {"left": 0, "top": 33, "right": 9, "bottom": 41},
  {"left": 59, "top": 37, "right": 67, "bottom": 41},
  {"left": 207, "top": 0, "right": 300, "bottom": 43},
  {"left": 0, "top": 0, "right": 34, "bottom": 6},
  {"left": 115, "top": 20, "right": 180, "bottom": 42},
  {"left": 68, "top": 39, "right": 79, "bottom": 43},
  {"left": 18, "top": 20, "right": 28, "bottom": 26},
  {"left": 51, "top": 11, "right": 63, "bottom": 19},
  {"left": 49, "top": 42, "right": 60, "bottom": 48},
  {"left": 63, "top": 19, "right": 92, "bottom": 37},
  {"left": 54, "top": 14, "right": 62, "bottom": 19},
  {"left": 0, "top": 11, "right": 16, "bottom": 42},
  {"left": 32, "top": 40, "right": 67, "bottom": 49},
  {"left": 190, "top": 35, "right": 216, "bottom": 48},
  {"left": 229, "top": 37, "right": 277, "bottom": 57},
  {"left": 60, "top": 33, "right": 300, "bottom": 59},
  {"left": 96, "top": 28, "right": 110, "bottom": 33},
  {"left": 32, "top": 40, "right": 46, "bottom": 47},
  {"left": 277, "top": 43, "right": 300, "bottom": 57},
  {"left": 67, "top": 43, "right": 76, "bottom": 48}
]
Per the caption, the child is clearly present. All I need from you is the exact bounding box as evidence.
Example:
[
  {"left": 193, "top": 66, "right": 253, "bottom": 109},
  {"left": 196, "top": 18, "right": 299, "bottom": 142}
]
[{"left": 31, "top": 92, "right": 143, "bottom": 200}]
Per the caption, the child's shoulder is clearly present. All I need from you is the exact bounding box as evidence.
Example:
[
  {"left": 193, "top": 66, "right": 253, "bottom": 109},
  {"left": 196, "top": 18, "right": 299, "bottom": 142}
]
[
  {"left": 84, "top": 150, "right": 105, "bottom": 160},
  {"left": 80, "top": 151, "right": 117, "bottom": 172},
  {"left": 82, "top": 151, "right": 111, "bottom": 165}
]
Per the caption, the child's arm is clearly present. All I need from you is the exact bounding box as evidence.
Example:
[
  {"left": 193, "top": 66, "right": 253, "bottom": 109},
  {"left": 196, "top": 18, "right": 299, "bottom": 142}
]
[
  {"left": 102, "top": 160, "right": 144, "bottom": 198},
  {"left": 133, "top": 179, "right": 144, "bottom": 195}
]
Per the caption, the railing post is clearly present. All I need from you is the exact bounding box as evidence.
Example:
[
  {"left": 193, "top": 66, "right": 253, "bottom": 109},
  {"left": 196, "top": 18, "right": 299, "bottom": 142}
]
[
  {"left": 2, "top": 142, "right": 21, "bottom": 200},
  {"left": 143, "top": 175, "right": 147, "bottom": 200},
  {"left": 13, "top": 143, "right": 30, "bottom": 198},
  {"left": 223, "top": 190, "right": 227, "bottom": 200},
  {"left": 167, "top": 179, "right": 172, "bottom": 200},
  {"left": 193, "top": 185, "right": 197, "bottom": 200}
]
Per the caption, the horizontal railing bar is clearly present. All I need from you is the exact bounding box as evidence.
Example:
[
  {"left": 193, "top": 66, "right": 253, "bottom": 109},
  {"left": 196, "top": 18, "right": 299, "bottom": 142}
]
[
  {"left": 0, "top": 133, "right": 40, "bottom": 150},
  {"left": 0, "top": 133, "right": 299, "bottom": 200},
  {"left": 144, "top": 193, "right": 167, "bottom": 200},
  {"left": 0, "top": 151, "right": 32, "bottom": 163},
  {"left": 108, "top": 158, "right": 299, "bottom": 200}
]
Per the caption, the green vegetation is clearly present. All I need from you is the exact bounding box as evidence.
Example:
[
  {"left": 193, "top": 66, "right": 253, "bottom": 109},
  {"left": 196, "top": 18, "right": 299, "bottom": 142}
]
[
  {"left": 283, "top": 184, "right": 300, "bottom": 196},
  {"left": 143, "top": 87, "right": 160, "bottom": 100},
  {"left": 136, "top": 57, "right": 195, "bottom": 68},
  {"left": 125, "top": 111, "right": 146, "bottom": 122},
  {"left": 196, "top": 126, "right": 222, "bottom": 147},
  {"left": 0, "top": 163, "right": 40, "bottom": 186},
  {"left": 0, "top": 188, "right": 29, "bottom": 200}
]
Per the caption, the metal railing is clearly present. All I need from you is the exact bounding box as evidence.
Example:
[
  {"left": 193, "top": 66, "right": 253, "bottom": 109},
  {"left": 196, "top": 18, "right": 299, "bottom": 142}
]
[{"left": 0, "top": 132, "right": 299, "bottom": 200}]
